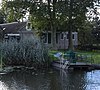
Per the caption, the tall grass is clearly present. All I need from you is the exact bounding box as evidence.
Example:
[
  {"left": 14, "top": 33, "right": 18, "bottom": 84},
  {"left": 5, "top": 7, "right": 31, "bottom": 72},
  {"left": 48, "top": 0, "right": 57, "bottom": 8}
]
[{"left": 0, "top": 36, "right": 50, "bottom": 68}]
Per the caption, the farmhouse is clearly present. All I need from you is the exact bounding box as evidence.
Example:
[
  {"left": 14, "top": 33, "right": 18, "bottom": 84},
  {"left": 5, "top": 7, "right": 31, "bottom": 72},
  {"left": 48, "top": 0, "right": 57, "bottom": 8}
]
[
  {"left": 0, "top": 22, "right": 78, "bottom": 49},
  {"left": 42, "top": 31, "right": 78, "bottom": 49}
]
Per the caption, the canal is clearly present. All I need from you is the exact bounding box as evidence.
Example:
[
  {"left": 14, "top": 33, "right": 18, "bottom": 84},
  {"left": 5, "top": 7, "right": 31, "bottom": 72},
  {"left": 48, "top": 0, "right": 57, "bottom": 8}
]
[{"left": 0, "top": 69, "right": 100, "bottom": 90}]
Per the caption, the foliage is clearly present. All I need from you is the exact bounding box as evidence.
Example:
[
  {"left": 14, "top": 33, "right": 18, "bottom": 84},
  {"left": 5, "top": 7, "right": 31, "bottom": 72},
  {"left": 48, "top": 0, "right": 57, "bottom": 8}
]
[
  {"left": 1, "top": 0, "right": 100, "bottom": 49},
  {"left": 0, "top": 10, "right": 5, "bottom": 24},
  {"left": 0, "top": 37, "right": 50, "bottom": 68},
  {"left": 92, "top": 19, "right": 100, "bottom": 45},
  {"left": 78, "top": 21, "right": 93, "bottom": 46},
  {"left": 1, "top": 0, "right": 29, "bottom": 22},
  {"left": 1, "top": 0, "right": 98, "bottom": 29}
]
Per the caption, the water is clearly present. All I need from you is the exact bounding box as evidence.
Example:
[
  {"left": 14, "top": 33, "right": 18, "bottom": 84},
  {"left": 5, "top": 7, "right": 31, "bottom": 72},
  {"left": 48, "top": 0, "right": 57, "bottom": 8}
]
[{"left": 0, "top": 69, "right": 100, "bottom": 90}]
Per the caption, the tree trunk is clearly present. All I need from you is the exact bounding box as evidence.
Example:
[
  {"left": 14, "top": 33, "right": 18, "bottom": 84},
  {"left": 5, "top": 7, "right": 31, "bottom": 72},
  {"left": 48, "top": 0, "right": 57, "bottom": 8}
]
[
  {"left": 47, "top": 0, "right": 57, "bottom": 49},
  {"left": 68, "top": 29, "right": 74, "bottom": 50},
  {"left": 51, "top": 25, "right": 56, "bottom": 49},
  {"left": 51, "top": 0, "right": 57, "bottom": 49},
  {"left": 68, "top": 0, "right": 74, "bottom": 51}
]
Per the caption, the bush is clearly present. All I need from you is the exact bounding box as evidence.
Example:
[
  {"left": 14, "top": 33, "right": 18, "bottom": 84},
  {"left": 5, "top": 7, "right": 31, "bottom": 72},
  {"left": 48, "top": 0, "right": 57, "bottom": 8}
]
[
  {"left": 78, "top": 45, "right": 100, "bottom": 51},
  {"left": 0, "top": 37, "right": 50, "bottom": 68}
]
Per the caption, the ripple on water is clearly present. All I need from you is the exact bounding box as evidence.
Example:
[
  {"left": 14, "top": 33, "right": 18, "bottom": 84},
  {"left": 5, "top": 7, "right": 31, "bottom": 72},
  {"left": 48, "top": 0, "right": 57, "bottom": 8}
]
[{"left": 0, "top": 69, "right": 100, "bottom": 90}]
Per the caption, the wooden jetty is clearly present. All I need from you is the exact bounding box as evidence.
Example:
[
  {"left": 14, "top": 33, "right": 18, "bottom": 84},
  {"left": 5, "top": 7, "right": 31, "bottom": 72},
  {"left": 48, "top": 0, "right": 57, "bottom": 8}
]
[
  {"left": 52, "top": 60, "right": 95, "bottom": 70},
  {"left": 52, "top": 52, "right": 100, "bottom": 70}
]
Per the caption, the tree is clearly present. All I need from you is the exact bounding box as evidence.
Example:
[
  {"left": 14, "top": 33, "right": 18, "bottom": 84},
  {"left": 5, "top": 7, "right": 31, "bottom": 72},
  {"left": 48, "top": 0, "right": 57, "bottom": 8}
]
[
  {"left": 92, "top": 20, "right": 100, "bottom": 46},
  {"left": 0, "top": 10, "right": 5, "bottom": 24},
  {"left": 1, "top": 0, "right": 99, "bottom": 50},
  {"left": 78, "top": 21, "right": 93, "bottom": 46},
  {"left": 59, "top": 0, "right": 96, "bottom": 50},
  {"left": 1, "top": 0, "right": 29, "bottom": 22}
]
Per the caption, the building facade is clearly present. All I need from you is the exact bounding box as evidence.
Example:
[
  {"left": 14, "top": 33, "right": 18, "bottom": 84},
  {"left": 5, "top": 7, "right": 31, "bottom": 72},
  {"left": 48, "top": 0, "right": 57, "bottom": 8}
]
[
  {"left": 0, "top": 22, "right": 34, "bottom": 41},
  {"left": 42, "top": 31, "right": 78, "bottom": 49},
  {"left": 0, "top": 22, "right": 78, "bottom": 49}
]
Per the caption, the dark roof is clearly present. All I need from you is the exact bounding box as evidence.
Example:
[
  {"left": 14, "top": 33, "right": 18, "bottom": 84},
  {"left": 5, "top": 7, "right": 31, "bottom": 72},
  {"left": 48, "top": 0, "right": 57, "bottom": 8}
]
[
  {"left": 18, "top": 31, "right": 34, "bottom": 34},
  {"left": 0, "top": 22, "right": 27, "bottom": 34}
]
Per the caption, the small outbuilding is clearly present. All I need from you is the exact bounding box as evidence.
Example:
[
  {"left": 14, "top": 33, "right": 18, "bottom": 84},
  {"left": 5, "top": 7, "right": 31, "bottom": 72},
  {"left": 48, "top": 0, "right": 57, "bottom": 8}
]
[{"left": 0, "top": 22, "right": 34, "bottom": 41}]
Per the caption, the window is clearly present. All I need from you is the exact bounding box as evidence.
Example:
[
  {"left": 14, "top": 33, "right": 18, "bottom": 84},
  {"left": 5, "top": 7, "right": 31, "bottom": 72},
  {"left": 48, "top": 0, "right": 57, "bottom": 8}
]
[
  {"left": 72, "top": 34, "right": 75, "bottom": 39},
  {"left": 28, "top": 22, "right": 31, "bottom": 29},
  {"left": 66, "top": 34, "right": 69, "bottom": 39},
  {"left": 42, "top": 33, "right": 51, "bottom": 44},
  {"left": 42, "top": 33, "right": 47, "bottom": 43},
  {"left": 61, "top": 33, "right": 64, "bottom": 39},
  {"left": 48, "top": 33, "right": 51, "bottom": 44},
  {"left": 56, "top": 33, "right": 59, "bottom": 44},
  {"left": 5, "top": 34, "right": 21, "bottom": 42},
  {"left": 26, "top": 22, "right": 31, "bottom": 31}
]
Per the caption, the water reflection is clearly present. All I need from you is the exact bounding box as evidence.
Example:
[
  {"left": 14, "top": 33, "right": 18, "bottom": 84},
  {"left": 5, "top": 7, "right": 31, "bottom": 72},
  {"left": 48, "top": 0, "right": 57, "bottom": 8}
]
[
  {"left": 0, "top": 69, "right": 100, "bottom": 90},
  {"left": 0, "top": 81, "right": 8, "bottom": 90},
  {"left": 86, "top": 70, "right": 100, "bottom": 90}
]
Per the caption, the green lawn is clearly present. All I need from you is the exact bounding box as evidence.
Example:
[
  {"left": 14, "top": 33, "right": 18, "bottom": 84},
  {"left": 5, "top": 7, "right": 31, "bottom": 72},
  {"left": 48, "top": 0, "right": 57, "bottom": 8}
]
[
  {"left": 75, "top": 51, "right": 100, "bottom": 64},
  {"left": 49, "top": 50, "right": 100, "bottom": 64}
]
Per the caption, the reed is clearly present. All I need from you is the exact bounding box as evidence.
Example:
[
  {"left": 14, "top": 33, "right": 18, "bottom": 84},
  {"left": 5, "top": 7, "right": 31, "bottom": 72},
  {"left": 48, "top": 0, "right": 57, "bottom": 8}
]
[{"left": 0, "top": 36, "right": 50, "bottom": 68}]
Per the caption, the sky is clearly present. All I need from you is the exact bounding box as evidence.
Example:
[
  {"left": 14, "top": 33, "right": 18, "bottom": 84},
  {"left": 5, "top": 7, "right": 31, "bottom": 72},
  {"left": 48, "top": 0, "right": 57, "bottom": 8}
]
[
  {"left": 0, "top": 0, "right": 1, "bottom": 4},
  {"left": 0, "top": 0, "right": 2, "bottom": 8}
]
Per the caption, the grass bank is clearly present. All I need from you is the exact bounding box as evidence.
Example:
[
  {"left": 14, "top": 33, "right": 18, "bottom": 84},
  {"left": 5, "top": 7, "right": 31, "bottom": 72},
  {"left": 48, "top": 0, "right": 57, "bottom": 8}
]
[
  {"left": 49, "top": 50, "right": 100, "bottom": 64},
  {"left": 76, "top": 51, "right": 100, "bottom": 64}
]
